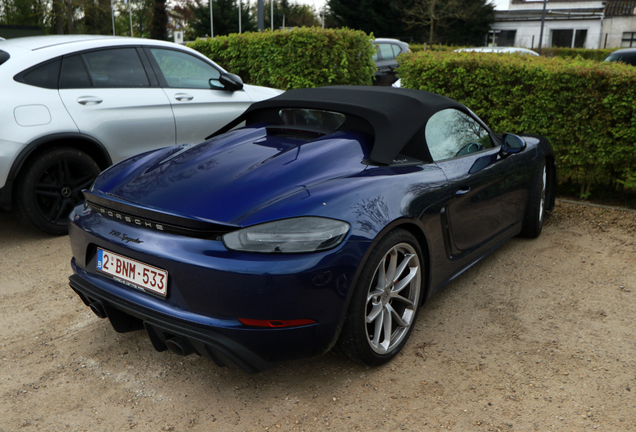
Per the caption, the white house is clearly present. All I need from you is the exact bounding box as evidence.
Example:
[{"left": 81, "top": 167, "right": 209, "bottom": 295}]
[
  {"left": 490, "top": 0, "right": 636, "bottom": 49},
  {"left": 603, "top": 1, "right": 636, "bottom": 47}
]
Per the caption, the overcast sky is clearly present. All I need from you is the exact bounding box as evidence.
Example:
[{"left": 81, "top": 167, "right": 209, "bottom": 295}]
[{"left": 294, "top": 0, "right": 510, "bottom": 12}]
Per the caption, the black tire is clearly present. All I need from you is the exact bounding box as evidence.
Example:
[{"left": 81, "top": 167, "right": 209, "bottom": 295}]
[
  {"left": 14, "top": 147, "right": 101, "bottom": 235},
  {"left": 520, "top": 160, "right": 547, "bottom": 238},
  {"left": 336, "top": 229, "right": 424, "bottom": 365}
]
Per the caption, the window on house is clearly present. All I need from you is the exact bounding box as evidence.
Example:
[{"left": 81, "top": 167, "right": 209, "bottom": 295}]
[
  {"left": 497, "top": 30, "right": 516, "bottom": 46},
  {"left": 551, "top": 30, "right": 573, "bottom": 47},
  {"left": 621, "top": 32, "right": 636, "bottom": 47},
  {"left": 551, "top": 29, "right": 587, "bottom": 48},
  {"left": 574, "top": 30, "right": 587, "bottom": 48}
]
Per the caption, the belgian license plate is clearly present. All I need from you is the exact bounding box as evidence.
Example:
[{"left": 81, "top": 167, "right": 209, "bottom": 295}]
[{"left": 96, "top": 248, "right": 168, "bottom": 297}]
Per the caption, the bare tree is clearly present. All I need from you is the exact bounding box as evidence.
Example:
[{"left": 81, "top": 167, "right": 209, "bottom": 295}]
[{"left": 401, "top": 0, "right": 477, "bottom": 44}]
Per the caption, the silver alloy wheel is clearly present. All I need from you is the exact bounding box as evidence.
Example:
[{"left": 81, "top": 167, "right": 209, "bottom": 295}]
[
  {"left": 539, "top": 165, "right": 547, "bottom": 224},
  {"left": 365, "top": 243, "right": 421, "bottom": 354}
]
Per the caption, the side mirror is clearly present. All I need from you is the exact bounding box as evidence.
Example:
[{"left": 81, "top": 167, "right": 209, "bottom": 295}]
[
  {"left": 218, "top": 72, "right": 244, "bottom": 91},
  {"left": 500, "top": 133, "right": 526, "bottom": 156}
]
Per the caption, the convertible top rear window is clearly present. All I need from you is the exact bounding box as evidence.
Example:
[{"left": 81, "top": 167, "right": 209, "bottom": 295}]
[
  {"left": 0, "top": 50, "right": 10, "bottom": 66},
  {"left": 212, "top": 86, "right": 465, "bottom": 165},
  {"left": 279, "top": 109, "right": 345, "bottom": 132}
]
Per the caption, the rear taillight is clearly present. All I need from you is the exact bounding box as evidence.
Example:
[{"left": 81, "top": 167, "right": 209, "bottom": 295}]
[{"left": 238, "top": 318, "right": 317, "bottom": 328}]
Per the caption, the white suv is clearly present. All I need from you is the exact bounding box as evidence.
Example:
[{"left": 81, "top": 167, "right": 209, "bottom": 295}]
[{"left": 0, "top": 35, "right": 282, "bottom": 234}]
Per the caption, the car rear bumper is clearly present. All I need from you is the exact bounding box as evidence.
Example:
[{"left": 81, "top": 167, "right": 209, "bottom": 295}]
[
  {"left": 69, "top": 249, "right": 360, "bottom": 372},
  {"left": 69, "top": 274, "right": 273, "bottom": 373},
  {"left": 70, "top": 271, "right": 275, "bottom": 373}
]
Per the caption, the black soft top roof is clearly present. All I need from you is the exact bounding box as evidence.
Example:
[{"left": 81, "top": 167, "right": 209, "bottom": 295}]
[{"left": 212, "top": 86, "right": 466, "bottom": 165}]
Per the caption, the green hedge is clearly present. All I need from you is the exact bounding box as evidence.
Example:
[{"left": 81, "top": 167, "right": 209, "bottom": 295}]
[
  {"left": 409, "top": 45, "right": 616, "bottom": 61},
  {"left": 187, "top": 27, "right": 376, "bottom": 89},
  {"left": 398, "top": 51, "right": 636, "bottom": 191},
  {"left": 409, "top": 44, "right": 459, "bottom": 53},
  {"left": 540, "top": 47, "right": 614, "bottom": 61}
]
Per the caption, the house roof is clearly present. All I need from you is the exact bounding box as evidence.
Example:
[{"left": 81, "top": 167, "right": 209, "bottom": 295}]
[
  {"left": 510, "top": 0, "right": 604, "bottom": 4},
  {"left": 509, "top": 0, "right": 635, "bottom": 16},
  {"left": 605, "top": 0, "right": 636, "bottom": 16},
  {"left": 511, "top": 0, "right": 603, "bottom": 3}
]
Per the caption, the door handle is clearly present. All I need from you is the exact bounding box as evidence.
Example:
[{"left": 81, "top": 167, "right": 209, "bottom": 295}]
[
  {"left": 76, "top": 96, "right": 103, "bottom": 105},
  {"left": 174, "top": 93, "right": 194, "bottom": 101},
  {"left": 455, "top": 187, "right": 471, "bottom": 196}
]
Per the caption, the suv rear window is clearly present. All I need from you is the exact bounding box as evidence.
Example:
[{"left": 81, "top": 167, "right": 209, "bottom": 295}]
[
  {"left": 59, "top": 55, "right": 91, "bottom": 88},
  {"left": 0, "top": 50, "right": 10, "bottom": 66},
  {"left": 14, "top": 58, "right": 61, "bottom": 89}
]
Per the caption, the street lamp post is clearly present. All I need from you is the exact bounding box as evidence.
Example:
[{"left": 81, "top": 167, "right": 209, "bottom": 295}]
[
  {"left": 209, "top": 0, "right": 214, "bottom": 38},
  {"left": 538, "top": 0, "right": 548, "bottom": 54},
  {"left": 129, "top": 0, "right": 133, "bottom": 36},
  {"left": 111, "top": 0, "right": 115, "bottom": 35},
  {"left": 258, "top": 0, "right": 264, "bottom": 31}
]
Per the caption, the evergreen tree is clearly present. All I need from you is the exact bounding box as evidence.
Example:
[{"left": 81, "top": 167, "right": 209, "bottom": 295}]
[
  {"left": 151, "top": 0, "right": 168, "bottom": 39},
  {"left": 326, "top": 0, "right": 415, "bottom": 38},
  {"left": 252, "top": 1, "right": 320, "bottom": 33},
  {"left": 0, "top": 0, "right": 49, "bottom": 27},
  {"left": 132, "top": 0, "right": 156, "bottom": 38},
  {"left": 189, "top": 0, "right": 255, "bottom": 38},
  {"left": 327, "top": 0, "right": 493, "bottom": 44},
  {"left": 279, "top": 0, "right": 319, "bottom": 28},
  {"left": 83, "top": 0, "right": 112, "bottom": 35},
  {"left": 444, "top": 0, "right": 495, "bottom": 46},
  {"left": 171, "top": 0, "right": 195, "bottom": 39}
]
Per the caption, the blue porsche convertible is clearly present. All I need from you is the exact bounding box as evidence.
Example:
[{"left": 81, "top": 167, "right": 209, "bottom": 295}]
[{"left": 68, "top": 86, "right": 556, "bottom": 373}]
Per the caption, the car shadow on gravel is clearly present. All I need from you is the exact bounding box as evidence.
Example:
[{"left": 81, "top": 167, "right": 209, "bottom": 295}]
[
  {"left": 78, "top": 236, "right": 512, "bottom": 381},
  {"left": 1, "top": 210, "right": 60, "bottom": 243}
]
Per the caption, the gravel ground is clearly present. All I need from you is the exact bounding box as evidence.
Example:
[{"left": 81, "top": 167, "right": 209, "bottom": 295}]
[{"left": 1, "top": 201, "right": 635, "bottom": 432}]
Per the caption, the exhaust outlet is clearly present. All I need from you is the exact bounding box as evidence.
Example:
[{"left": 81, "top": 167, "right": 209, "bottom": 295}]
[
  {"left": 165, "top": 337, "right": 195, "bottom": 357},
  {"left": 89, "top": 301, "right": 107, "bottom": 319}
]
